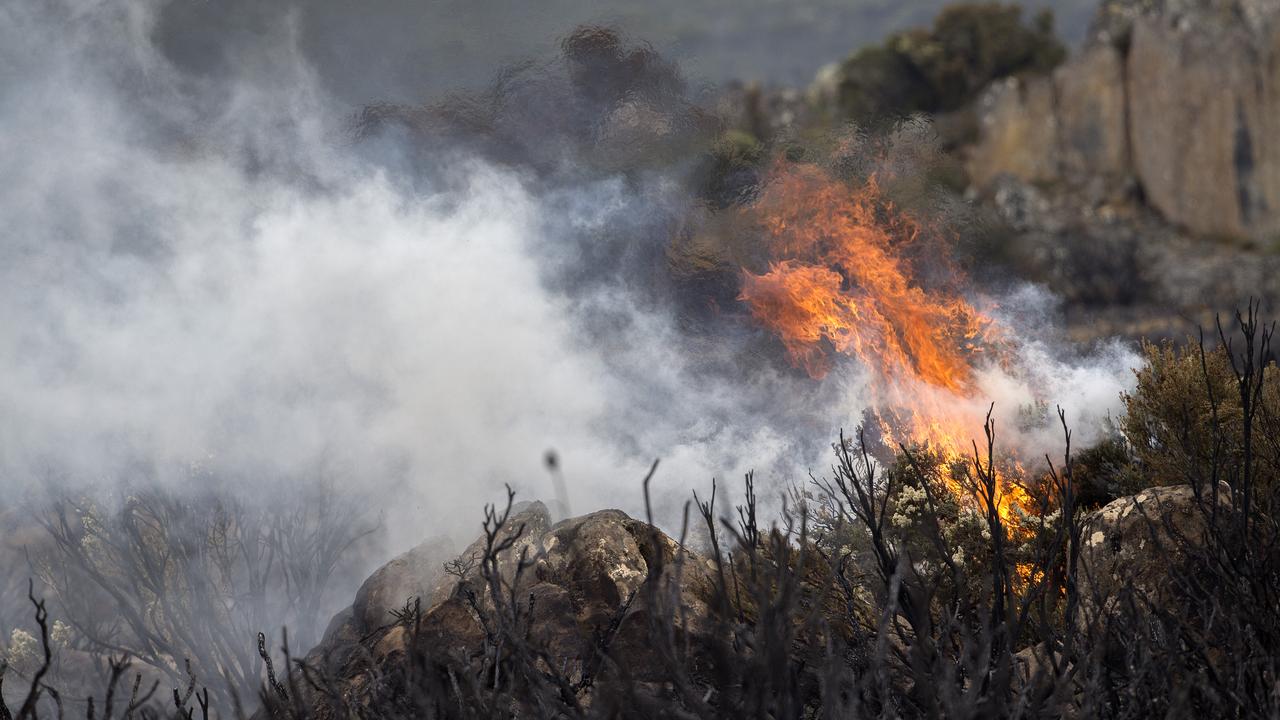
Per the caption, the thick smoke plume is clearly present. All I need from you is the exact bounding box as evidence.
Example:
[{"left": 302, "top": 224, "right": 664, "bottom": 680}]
[
  {"left": 1, "top": 0, "right": 1136, "bottom": 564},
  {"left": 0, "top": 1, "right": 786, "bottom": 545}
]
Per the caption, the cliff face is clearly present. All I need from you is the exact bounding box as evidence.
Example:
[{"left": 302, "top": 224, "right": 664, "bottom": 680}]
[
  {"left": 971, "top": 0, "right": 1280, "bottom": 242},
  {"left": 969, "top": 43, "right": 1129, "bottom": 194}
]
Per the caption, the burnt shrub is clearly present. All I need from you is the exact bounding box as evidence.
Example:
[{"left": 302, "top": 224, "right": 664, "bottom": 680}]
[
  {"left": 15, "top": 482, "right": 380, "bottom": 713},
  {"left": 6, "top": 310, "right": 1280, "bottom": 719}
]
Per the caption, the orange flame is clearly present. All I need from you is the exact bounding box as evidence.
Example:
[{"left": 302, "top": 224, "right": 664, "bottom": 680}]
[
  {"left": 738, "top": 164, "right": 989, "bottom": 388},
  {"left": 736, "top": 162, "right": 1032, "bottom": 526}
]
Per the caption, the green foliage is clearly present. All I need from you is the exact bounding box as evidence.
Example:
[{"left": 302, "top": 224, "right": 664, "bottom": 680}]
[
  {"left": 1070, "top": 433, "right": 1146, "bottom": 507},
  {"left": 710, "top": 129, "right": 764, "bottom": 169},
  {"left": 835, "top": 43, "right": 937, "bottom": 126},
  {"left": 1121, "top": 338, "right": 1280, "bottom": 489},
  {"left": 833, "top": 3, "right": 1066, "bottom": 125}
]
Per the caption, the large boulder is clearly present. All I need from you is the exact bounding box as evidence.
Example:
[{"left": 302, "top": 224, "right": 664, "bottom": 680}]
[
  {"left": 350, "top": 534, "right": 457, "bottom": 633},
  {"left": 346, "top": 500, "right": 552, "bottom": 635},
  {"left": 1078, "top": 483, "right": 1228, "bottom": 620},
  {"left": 304, "top": 505, "right": 718, "bottom": 716}
]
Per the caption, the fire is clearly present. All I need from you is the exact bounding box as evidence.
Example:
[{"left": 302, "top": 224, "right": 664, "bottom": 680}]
[
  {"left": 737, "top": 164, "right": 989, "bottom": 388},
  {"left": 736, "top": 161, "right": 1033, "bottom": 527}
]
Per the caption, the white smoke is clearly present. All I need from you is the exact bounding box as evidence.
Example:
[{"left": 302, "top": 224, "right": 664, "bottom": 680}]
[
  {"left": 0, "top": 0, "right": 1140, "bottom": 557},
  {"left": 979, "top": 285, "right": 1140, "bottom": 457},
  {"left": 0, "top": 0, "right": 809, "bottom": 545}
]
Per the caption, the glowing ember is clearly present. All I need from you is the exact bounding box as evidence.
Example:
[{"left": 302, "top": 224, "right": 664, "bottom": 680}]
[{"left": 736, "top": 161, "right": 1032, "bottom": 526}]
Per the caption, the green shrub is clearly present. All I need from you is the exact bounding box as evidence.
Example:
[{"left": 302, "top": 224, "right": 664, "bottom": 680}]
[
  {"left": 1070, "top": 432, "right": 1146, "bottom": 506},
  {"left": 1121, "top": 337, "right": 1280, "bottom": 491},
  {"left": 834, "top": 3, "right": 1066, "bottom": 125}
]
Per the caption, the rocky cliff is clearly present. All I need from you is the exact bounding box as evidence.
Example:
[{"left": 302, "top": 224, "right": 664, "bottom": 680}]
[{"left": 971, "top": 0, "right": 1280, "bottom": 242}]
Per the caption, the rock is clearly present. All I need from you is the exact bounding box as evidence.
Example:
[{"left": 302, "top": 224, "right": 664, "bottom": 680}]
[
  {"left": 1013, "top": 642, "right": 1060, "bottom": 685},
  {"left": 436, "top": 499, "right": 553, "bottom": 605},
  {"left": 978, "top": 174, "right": 1157, "bottom": 308},
  {"left": 975, "top": 164, "right": 1280, "bottom": 342},
  {"left": 1125, "top": 11, "right": 1280, "bottom": 239},
  {"left": 968, "top": 44, "right": 1129, "bottom": 197},
  {"left": 987, "top": 174, "right": 1057, "bottom": 232},
  {"left": 1055, "top": 44, "right": 1129, "bottom": 183},
  {"left": 320, "top": 605, "right": 358, "bottom": 648},
  {"left": 1078, "top": 484, "right": 1229, "bottom": 620},
  {"left": 530, "top": 510, "right": 717, "bottom": 671},
  {"left": 537, "top": 509, "right": 657, "bottom": 605},
  {"left": 1090, "top": 0, "right": 1280, "bottom": 48},
  {"left": 305, "top": 504, "right": 717, "bottom": 716},
  {"left": 968, "top": 76, "right": 1060, "bottom": 189},
  {"left": 351, "top": 533, "right": 457, "bottom": 633},
  {"left": 349, "top": 501, "right": 551, "bottom": 634},
  {"left": 972, "top": 0, "right": 1280, "bottom": 241}
]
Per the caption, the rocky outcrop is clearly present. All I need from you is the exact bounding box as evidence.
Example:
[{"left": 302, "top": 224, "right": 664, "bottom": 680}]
[
  {"left": 303, "top": 503, "right": 717, "bottom": 715},
  {"left": 350, "top": 534, "right": 457, "bottom": 633},
  {"left": 1126, "top": 10, "right": 1280, "bottom": 238},
  {"left": 970, "top": 0, "right": 1280, "bottom": 241},
  {"left": 1090, "top": 0, "right": 1280, "bottom": 48},
  {"left": 968, "top": 74, "right": 1060, "bottom": 188},
  {"left": 1056, "top": 44, "right": 1130, "bottom": 184},
  {"left": 968, "top": 43, "right": 1131, "bottom": 202},
  {"left": 981, "top": 173, "right": 1280, "bottom": 324},
  {"left": 1078, "top": 483, "right": 1229, "bottom": 619}
]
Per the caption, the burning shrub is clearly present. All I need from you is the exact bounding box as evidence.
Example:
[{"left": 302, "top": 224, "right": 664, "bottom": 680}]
[{"left": 4, "top": 311, "right": 1278, "bottom": 718}]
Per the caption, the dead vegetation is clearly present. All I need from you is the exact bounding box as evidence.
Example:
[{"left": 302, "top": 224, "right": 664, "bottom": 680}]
[
  {"left": 3, "top": 308, "right": 1279, "bottom": 719},
  {"left": 1, "top": 484, "right": 379, "bottom": 717}
]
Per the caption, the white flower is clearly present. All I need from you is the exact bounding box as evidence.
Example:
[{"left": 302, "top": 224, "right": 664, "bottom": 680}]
[
  {"left": 898, "top": 485, "right": 926, "bottom": 504},
  {"left": 51, "top": 621, "right": 72, "bottom": 648},
  {"left": 6, "top": 628, "right": 39, "bottom": 672}
]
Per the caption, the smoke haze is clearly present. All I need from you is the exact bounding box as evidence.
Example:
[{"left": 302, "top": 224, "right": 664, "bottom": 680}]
[
  {"left": 1, "top": 0, "right": 1138, "bottom": 560},
  {"left": 150, "top": 0, "right": 1098, "bottom": 106}
]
